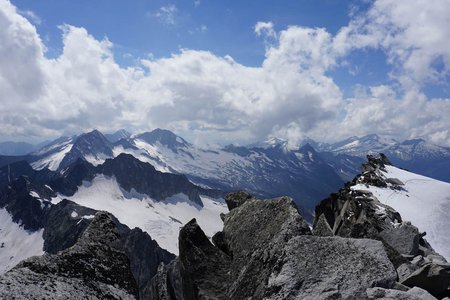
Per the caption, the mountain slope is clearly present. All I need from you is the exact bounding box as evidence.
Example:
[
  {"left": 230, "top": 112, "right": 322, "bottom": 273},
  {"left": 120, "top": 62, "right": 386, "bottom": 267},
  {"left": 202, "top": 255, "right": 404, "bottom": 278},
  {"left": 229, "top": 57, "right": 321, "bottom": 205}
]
[
  {"left": 351, "top": 161, "right": 450, "bottom": 260},
  {"left": 128, "top": 131, "right": 344, "bottom": 217}
]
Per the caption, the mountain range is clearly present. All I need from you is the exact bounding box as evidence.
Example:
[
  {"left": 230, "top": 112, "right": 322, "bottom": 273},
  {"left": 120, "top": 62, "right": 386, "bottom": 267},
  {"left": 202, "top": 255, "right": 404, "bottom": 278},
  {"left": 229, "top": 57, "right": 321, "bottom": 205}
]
[
  {"left": 0, "top": 130, "right": 449, "bottom": 298},
  {"left": 1, "top": 129, "right": 448, "bottom": 218}
]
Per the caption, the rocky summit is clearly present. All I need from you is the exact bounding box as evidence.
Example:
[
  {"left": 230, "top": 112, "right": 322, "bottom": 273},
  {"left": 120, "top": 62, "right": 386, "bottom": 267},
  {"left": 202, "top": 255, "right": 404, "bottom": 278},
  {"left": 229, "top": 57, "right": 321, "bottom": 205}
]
[
  {"left": 149, "top": 192, "right": 414, "bottom": 300},
  {"left": 314, "top": 154, "right": 450, "bottom": 299}
]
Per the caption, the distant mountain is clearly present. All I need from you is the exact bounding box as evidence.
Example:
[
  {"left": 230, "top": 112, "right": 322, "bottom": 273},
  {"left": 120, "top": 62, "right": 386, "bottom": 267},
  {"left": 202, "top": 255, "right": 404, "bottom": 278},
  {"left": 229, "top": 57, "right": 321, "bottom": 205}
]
[
  {"left": 3, "top": 129, "right": 344, "bottom": 219},
  {"left": 314, "top": 134, "right": 450, "bottom": 182},
  {"left": 128, "top": 130, "right": 344, "bottom": 218},
  {"left": 0, "top": 141, "right": 36, "bottom": 156},
  {"left": 30, "top": 130, "right": 114, "bottom": 171},
  {"left": 104, "top": 129, "right": 131, "bottom": 143}
]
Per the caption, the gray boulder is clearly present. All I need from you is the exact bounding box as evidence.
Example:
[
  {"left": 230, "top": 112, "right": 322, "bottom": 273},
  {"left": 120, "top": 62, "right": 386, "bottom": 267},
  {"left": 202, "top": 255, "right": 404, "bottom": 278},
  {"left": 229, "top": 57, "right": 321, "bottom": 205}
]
[
  {"left": 367, "top": 286, "right": 437, "bottom": 300},
  {"left": 380, "top": 223, "right": 421, "bottom": 256},
  {"left": 265, "top": 236, "right": 397, "bottom": 300},
  {"left": 401, "top": 263, "right": 450, "bottom": 298}
]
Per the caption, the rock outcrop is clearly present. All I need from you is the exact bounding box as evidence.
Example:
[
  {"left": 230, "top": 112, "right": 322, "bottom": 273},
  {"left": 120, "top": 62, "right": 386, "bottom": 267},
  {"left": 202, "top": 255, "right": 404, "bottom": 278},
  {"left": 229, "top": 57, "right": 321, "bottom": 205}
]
[
  {"left": 313, "top": 154, "right": 450, "bottom": 299},
  {"left": 150, "top": 193, "right": 399, "bottom": 299},
  {"left": 0, "top": 212, "right": 139, "bottom": 299}
]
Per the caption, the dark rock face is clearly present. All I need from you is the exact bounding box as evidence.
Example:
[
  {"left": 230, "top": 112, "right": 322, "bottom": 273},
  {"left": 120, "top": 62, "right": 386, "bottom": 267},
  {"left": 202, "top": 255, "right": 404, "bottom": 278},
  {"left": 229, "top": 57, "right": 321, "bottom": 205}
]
[
  {"left": 0, "top": 160, "right": 53, "bottom": 189},
  {"left": 48, "top": 158, "right": 97, "bottom": 196},
  {"left": 99, "top": 153, "right": 204, "bottom": 206},
  {"left": 0, "top": 176, "right": 53, "bottom": 231},
  {"left": 0, "top": 212, "right": 139, "bottom": 299},
  {"left": 150, "top": 194, "right": 399, "bottom": 299},
  {"left": 43, "top": 199, "right": 97, "bottom": 254},
  {"left": 58, "top": 129, "right": 114, "bottom": 170},
  {"left": 121, "top": 227, "right": 176, "bottom": 300}
]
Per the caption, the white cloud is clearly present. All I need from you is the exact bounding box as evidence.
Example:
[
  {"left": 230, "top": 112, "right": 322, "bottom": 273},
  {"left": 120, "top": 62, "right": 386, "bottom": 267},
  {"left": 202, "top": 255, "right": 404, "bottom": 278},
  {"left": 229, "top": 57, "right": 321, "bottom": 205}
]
[
  {"left": 254, "top": 21, "right": 276, "bottom": 39},
  {"left": 152, "top": 4, "right": 178, "bottom": 25},
  {"left": 0, "top": 0, "right": 449, "bottom": 147}
]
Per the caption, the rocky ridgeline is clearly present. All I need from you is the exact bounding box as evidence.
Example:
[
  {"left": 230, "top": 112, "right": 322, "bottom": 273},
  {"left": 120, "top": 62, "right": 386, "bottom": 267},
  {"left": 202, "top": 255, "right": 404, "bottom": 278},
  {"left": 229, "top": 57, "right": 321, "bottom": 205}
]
[
  {"left": 0, "top": 211, "right": 139, "bottom": 299},
  {"left": 314, "top": 154, "right": 450, "bottom": 299},
  {"left": 148, "top": 190, "right": 446, "bottom": 299},
  {"left": 0, "top": 197, "right": 175, "bottom": 299}
]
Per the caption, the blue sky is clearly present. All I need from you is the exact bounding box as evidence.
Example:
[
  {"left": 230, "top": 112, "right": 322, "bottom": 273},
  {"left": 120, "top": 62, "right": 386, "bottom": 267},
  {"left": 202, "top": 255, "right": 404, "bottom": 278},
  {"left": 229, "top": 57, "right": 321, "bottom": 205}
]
[
  {"left": 1, "top": 0, "right": 450, "bottom": 146},
  {"left": 12, "top": 0, "right": 386, "bottom": 96}
]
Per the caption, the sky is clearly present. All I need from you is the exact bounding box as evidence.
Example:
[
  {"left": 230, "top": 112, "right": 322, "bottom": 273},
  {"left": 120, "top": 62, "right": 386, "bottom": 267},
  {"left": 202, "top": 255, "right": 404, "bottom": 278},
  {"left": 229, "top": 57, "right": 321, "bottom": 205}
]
[{"left": 1, "top": 0, "right": 450, "bottom": 147}]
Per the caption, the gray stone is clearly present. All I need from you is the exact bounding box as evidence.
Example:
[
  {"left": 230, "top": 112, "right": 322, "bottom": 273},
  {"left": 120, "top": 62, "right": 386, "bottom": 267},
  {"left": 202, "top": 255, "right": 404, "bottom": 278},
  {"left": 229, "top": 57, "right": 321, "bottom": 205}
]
[
  {"left": 385, "top": 177, "right": 404, "bottom": 186},
  {"left": 401, "top": 263, "right": 450, "bottom": 298},
  {"left": 380, "top": 222, "right": 421, "bottom": 256},
  {"left": 366, "top": 286, "right": 437, "bottom": 299},
  {"left": 265, "top": 236, "right": 397, "bottom": 300},
  {"left": 313, "top": 213, "right": 334, "bottom": 236}
]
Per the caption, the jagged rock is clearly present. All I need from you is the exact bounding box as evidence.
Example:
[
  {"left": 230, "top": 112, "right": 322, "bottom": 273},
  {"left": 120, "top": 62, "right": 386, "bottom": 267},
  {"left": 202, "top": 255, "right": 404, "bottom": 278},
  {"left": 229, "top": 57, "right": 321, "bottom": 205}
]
[
  {"left": 121, "top": 227, "right": 175, "bottom": 300},
  {"left": 223, "top": 196, "right": 311, "bottom": 299},
  {"left": 366, "top": 286, "right": 437, "bottom": 299},
  {"left": 401, "top": 263, "right": 450, "bottom": 298},
  {"left": 0, "top": 211, "right": 139, "bottom": 299},
  {"left": 178, "top": 219, "right": 232, "bottom": 299},
  {"left": 266, "top": 236, "right": 397, "bottom": 300},
  {"left": 224, "top": 191, "right": 254, "bottom": 210},
  {"left": 150, "top": 195, "right": 401, "bottom": 299},
  {"left": 312, "top": 213, "right": 333, "bottom": 236},
  {"left": 380, "top": 223, "right": 422, "bottom": 256}
]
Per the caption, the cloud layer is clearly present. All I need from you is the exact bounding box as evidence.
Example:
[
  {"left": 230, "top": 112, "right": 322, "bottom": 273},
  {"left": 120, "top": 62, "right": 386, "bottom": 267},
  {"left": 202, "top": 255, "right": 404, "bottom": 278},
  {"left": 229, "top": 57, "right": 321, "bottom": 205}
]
[{"left": 0, "top": 0, "right": 449, "bottom": 146}]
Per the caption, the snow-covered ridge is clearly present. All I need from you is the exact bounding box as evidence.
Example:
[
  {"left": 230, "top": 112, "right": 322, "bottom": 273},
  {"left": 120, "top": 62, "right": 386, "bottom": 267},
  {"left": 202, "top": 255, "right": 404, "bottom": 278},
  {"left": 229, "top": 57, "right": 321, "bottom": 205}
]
[{"left": 351, "top": 165, "right": 450, "bottom": 260}]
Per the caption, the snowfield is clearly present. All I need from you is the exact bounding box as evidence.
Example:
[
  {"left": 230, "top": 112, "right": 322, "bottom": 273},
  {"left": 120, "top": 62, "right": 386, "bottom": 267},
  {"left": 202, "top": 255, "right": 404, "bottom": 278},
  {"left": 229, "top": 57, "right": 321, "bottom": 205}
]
[
  {"left": 0, "top": 209, "right": 44, "bottom": 274},
  {"left": 352, "top": 165, "right": 450, "bottom": 260},
  {"left": 54, "top": 175, "right": 228, "bottom": 254}
]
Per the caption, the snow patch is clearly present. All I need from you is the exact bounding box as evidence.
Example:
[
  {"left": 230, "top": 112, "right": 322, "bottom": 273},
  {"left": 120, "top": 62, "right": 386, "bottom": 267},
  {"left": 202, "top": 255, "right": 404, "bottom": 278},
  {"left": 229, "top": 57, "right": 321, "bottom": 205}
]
[
  {"left": 0, "top": 209, "right": 44, "bottom": 274},
  {"left": 70, "top": 211, "right": 78, "bottom": 218},
  {"left": 31, "top": 143, "right": 73, "bottom": 171},
  {"left": 60, "top": 175, "right": 228, "bottom": 255}
]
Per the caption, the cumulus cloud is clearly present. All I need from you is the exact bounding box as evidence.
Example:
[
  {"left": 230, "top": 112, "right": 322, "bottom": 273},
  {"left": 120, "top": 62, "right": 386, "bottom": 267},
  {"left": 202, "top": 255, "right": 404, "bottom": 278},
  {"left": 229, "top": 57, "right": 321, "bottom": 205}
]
[{"left": 0, "top": 0, "right": 449, "bottom": 147}]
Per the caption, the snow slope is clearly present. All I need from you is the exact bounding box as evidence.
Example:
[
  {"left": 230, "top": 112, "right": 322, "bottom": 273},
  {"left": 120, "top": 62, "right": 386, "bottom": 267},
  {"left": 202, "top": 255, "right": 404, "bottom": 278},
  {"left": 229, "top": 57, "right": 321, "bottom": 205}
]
[
  {"left": 0, "top": 208, "right": 44, "bottom": 274},
  {"left": 54, "top": 175, "right": 228, "bottom": 254},
  {"left": 351, "top": 165, "right": 450, "bottom": 260},
  {"left": 31, "top": 143, "right": 73, "bottom": 171}
]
